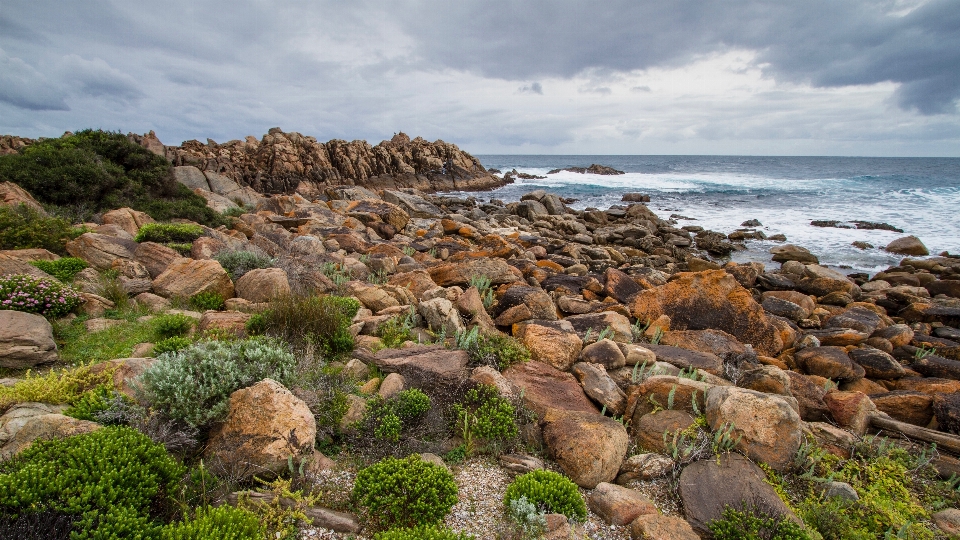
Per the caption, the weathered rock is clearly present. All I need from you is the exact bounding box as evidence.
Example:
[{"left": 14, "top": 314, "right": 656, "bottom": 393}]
[
  {"left": 371, "top": 345, "right": 469, "bottom": 393},
  {"left": 806, "top": 421, "right": 856, "bottom": 458},
  {"left": 885, "top": 235, "right": 929, "bottom": 256},
  {"left": 0, "top": 181, "right": 46, "bottom": 214},
  {"left": 932, "top": 508, "right": 960, "bottom": 537},
  {"left": 603, "top": 267, "right": 645, "bottom": 304},
  {"left": 630, "top": 513, "right": 700, "bottom": 540},
  {"left": 625, "top": 375, "right": 711, "bottom": 426},
  {"left": 349, "top": 283, "right": 401, "bottom": 312},
  {"left": 617, "top": 343, "right": 657, "bottom": 368},
  {"left": 821, "top": 481, "right": 859, "bottom": 502},
  {"left": 785, "top": 371, "right": 830, "bottom": 421},
  {"left": 825, "top": 306, "right": 886, "bottom": 335},
  {"left": 152, "top": 258, "right": 234, "bottom": 299},
  {"left": 134, "top": 242, "right": 183, "bottom": 279},
  {"left": 173, "top": 165, "right": 210, "bottom": 190},
  {"left": 871, "top": 391, "right": 933, "bottom": 426},
  {"left": 503, "top": 360, "right": 599, "bottom": 418},
  {"left": 345, "top": 199, "right": 410, "bottom": 231},
  {"left": 823, "top": 390, "right": 876, "bottom": 435},
  {"left": 738, "top": 364, "right": 792, "bottom": 396},
  {"left": 630, "top": 270, "right": 783, "bottom": 356},
  {"left": 635, "top": 410, "right": 697, "bottom": 453},
  {"left": 770, "top": 244, "right": 818, "bottom": 264},
  {"left": 0, "top": 253, "right": 56, "bottom": 279},
  {"left": 644, "top": 344, "right": 723, "bottom": 375},
  {"left": 428, "top": 257, "right": 520, "bottom": 287},
  {"left": 65, "top": 233, "right": 137, "bottom": 270},
  {"left": 934, "top": 393, "right": 960, "bottom": 435},
  {"left": 795, "top": 346, "right": 865, "bottom": 381},
  {"left": 205, "top": 379, "right": 315, "bottom": 478},
  {"left": 517, "top": 323, "right": 583, "bottom": 372},
  {"left": 587, "top": 482, "right": 657, "bottom": 526},
  {"left": 580, "top": 339, "right": 627, "bottom": 370},
  {"left": 0, "top": 310, "right": 57, "bottom": 368},
  {"left": 470, "top": 366, "right": 517, "bottom": 400},
  {"left": 492, "top": 285, "right": 557, "bottom": 321},
  {"left": 762, "top": 296, "right": 808, "bottom": 321},
  {"left": 499, "top": 453, "right": 545, "bottom": 476},
  {"left": 456, "top": 286, "right": 497, "bottom": 334},
  {"left": 658, "top": 329, "right": 747, "bottom": 357},
  {"left": 679, "top": 453, "right": 797, "bottom": 537},
  {"left": 849, "top": 347, "right": 905, "bottom": 379},
  {"left": 572, "top": 362, "right": 627, "bottom": 416},
  {"left": 541, "top": 408, "right": 629, "bottom": 488},
  {"left": 615, "top": 453, "right": 675, "bottom": 483},
  {"left": 706, "top": 386, "right": 802, "bottom": 471},
  {"left": 381, "top": 190, "right": 443, "bottom": 218},
  {"left": 197, "top": 310, "right": 251, "bottom": 337},
  {"left": 234, "top": 268, "right": 290, "bottom": 303},
  {"left": 418, "top": 297, "right": 465, "bottom": 335},
  {"left": 0, "top": 403, "right": 66, "bottom": 447},
  {"left": 807, "top": 327, "right": 869, "bottom": 347},
  {"left": 101, "top": 207, "right": 155, "bottom": 237},
  {"left": 0, "top": 413, "right": 100, "bottom": 460},
  {"left": 564, "top": 311, "right": 634, "bottom": 343}
]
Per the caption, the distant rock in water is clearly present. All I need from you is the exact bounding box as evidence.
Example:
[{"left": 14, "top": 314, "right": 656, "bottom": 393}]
[
  {"left": 547, "top": 164, "right": 625, "bottom": 175},
  {"left": 622, "top": 193, "right": 651, "bottom": 203},
  {"left": 134, "top": 129, "right": 506, "bottom": 195},
  {"left": 504, "top": 168, "right": 546, "bottom": 180},
  {"left": 809, "top": 219, "right": 903, "bottom": 233}
]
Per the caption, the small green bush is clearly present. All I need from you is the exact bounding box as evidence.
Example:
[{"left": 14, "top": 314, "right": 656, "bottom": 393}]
[
  {"left": 28, "top": 257, "right": 88, "bottom": 282},
  {"left": 135, "top": 222, "right": 205, "bottom": 244},
  {"left": 352, "top": 455, "right": 459, "bottom": 529},
  {"left": 260, "top": 294, "right": 359, "bottom": 356},
  {"left": 0, "top": 204, "right": 84, "bottom": 255},
  {"left": 153, "top": 313, "right": 195, "bottom": 339},
  {"left": 456, "top": 329, "right": 530, "bottom": 371},
  {"left": 190, "top": 291, "right": 225, "bottom": 311},
  {"left": 63, "top": 385, "right": 114, "bottom": 421},
  {"left": 0, "top": 273, "right": 83, "bottom": 318},
  {"left": 452, "top": 384, "right": 517, "bottom": 455},
  {"left": 503, "top": 470, "right": 586, "bottom": 522},
  {"left": 245, "top": 312, "right": 267, "bottom": 335},
  {"left": 160, "top": 505, "right": 264, "bottom": 540},
  {"left": 363, "top": 389, "right": 431, "bottom": 442},
  {"left": 375, "top": 524, "right": 475, "bottom": 540},
  {"left": 214, "top": 250, "right": 275, "bottom": 279},
  {"left": 168, "top": 242, "right": 193, "bottom": 256},
  {"left": 152, "top": 336, "right": 193, "bottom": 356},
  {"left": 135, "top": 337, "right": 296, "bottom": 428},
  {"left": 709, "top": 505, "right": 812, "bottom": 540},
  {"left": 0, "top": 364, "right": 115, "bottom": 414},
  {"left": 377, "top": 307, "right": 418, "bottom": 349},
  {"left": 0, "top": 426, "right": 186, "bottom": 538}
]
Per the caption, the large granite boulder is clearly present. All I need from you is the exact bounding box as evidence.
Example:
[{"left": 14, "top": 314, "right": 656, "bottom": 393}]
[
  {"left": 516, "top": 322, "right": 583, "bottom": 372},
  {"left": 502, "top": 360, "right": 598, "bottom": 418},
  {"left": 630, "top": 270, "right": 783, "bottom": 356},
  {"left": 0, "top": 181, "right": 46, "bottom": 214},
  {"left": 235, "top": 268, "right": 290, "bottom": 303},
  {"left": 134, "top": 242, "right": 183, "bottom": 279},
  {"left": 381, "top": 190, "right": 443, "bottom": 218},
  {"left": 0, "top": 310, "right": 58, "bottom": 368},
  {"left": 572, "top": 362, "right": 627, "bottom": 416},
  {"left": 428, "top": 257, "right": 520, "bottom": 287},
  {"left": 795, "top": 346, "right": 865, "bottom": 382},
  {"left": 564, "top": 311, "right": 634, "bottom": 343},
  {"left": 101, "top": 207, "right": 155, "bottom": 237},
  {"left": 152, "top": 258, "right": 234, "bottom": 299},
  {"left": 885, "top": 235, "right": 929, "bottom": 256},
  {"left": 418, "top": 297, "right": 466, "bottom": 335},
  {"left": 65, "top": 233, "right": 137, "bottom": 270},
  {"left": 0, "top": 413, "right": 100, "bottom": 460},
  {"left": 587, "top": 482, "right": 657, "bottom": 526},
  {"left": 370, "top": 345, "right": 470, "bottom": 393},
  {"left": 624, "top": 375, "right": 711, "bottom": 426},
  {"left": 705, "top": 386, "right": 802, "bottom": 471},
  {"left": 541, "top": 408, "right": 628, "bottom": 488}
]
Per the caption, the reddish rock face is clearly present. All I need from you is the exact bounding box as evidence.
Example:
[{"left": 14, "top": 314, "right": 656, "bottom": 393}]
[
  {"left": 428, "top": 257, "right": 521, "bottom": 287},
  {"left": 630, "top": 270, "right": 783, "bottom": 356},
  {"left": 152, "top": 258, "right": 234, "bottom": 300},
  {"left": 540, "top": 408, "right": 628, "bottom": 488},
  {"left": 502, "top": 360, "right": 598, "bottom": 419}
]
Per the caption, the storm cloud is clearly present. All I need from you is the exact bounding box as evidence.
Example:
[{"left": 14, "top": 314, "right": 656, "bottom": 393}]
[{"left": 0, "top": 0, "right": 957, "bottom": 155}]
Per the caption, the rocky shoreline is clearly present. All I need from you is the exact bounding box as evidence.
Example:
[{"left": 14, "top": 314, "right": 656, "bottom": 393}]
[{"left": 3, "top": 132, "right": 960, "bottom": 538}]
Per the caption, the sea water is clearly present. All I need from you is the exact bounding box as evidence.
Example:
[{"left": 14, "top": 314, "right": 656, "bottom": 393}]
[{"left": 458, "top": 155, "right": 960, "bottom": 275}]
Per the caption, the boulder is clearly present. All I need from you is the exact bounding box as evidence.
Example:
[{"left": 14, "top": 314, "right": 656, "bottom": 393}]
[
  {"left": 849, "top": 347, "right": 905, "bottom": 379},
  {"left": 770, "top": 244, "right": 818, "bottom": 264},
  {"left": 0, "top": 310, "right": 58, "bottom": 368},
  {"left": 0, "top": 402, "right": 66, "bottom": 447},
  {"left": 624, "top": 375, "right": 711, "bottom": 426},
  {"left": 502, "top": 360, "right": 598, "bottom": 418},
  {"left": 90, "top": 357, "right": 155, "bottom": 399},
  {"left": 235, "top": 268, "right": 291, "bottom": 303},
  {"left": 824, "top": 306, "right": 886, "bottom": 335},
  {"left": 615, "top": 453, "right": 675, "bottom": 483},
  {"left": 737, "top": 364, "right": 792, "bottom": 396},
  {"left": 871, "top": 391, "right": 933, "bottom": 426},
  {"left": 705, "top": 386, "right": 802, "bottom": 471},
  {"left": 630, "top": 514, "right": 700, "bottom": 540},
  {"left": 418, "top": 297, "right": 465, "bottom": 335},
  {"left": 197, "top": 311, "right": 251, "bottom": 337},
  {"left": 785, "top": 371, "right": 830, "bottom": 421},
  {"left": 644, "top": 344, "right": 723, "bottom": 375},
  {"left": 470, "top": 366, "right": 517, "bottom": 400},
  {"left": 635, "top": 410, "right": 697, "bottom": 453},
  {"left": 630, "top": 270, "right": 783, "bottom": 356},
  {"left": 795, "top": 346, "right": 865, "bottom": 381},
  {"left": 491, "top": 286, "right": 557, "bottom": 321},
  {"left": 205, "top": 379, "right": 315, "bottom": 478},
  {"left": 65, "top": 233, "right": 137, "bottom": 270},
  {"left": 0, "top": 253, "right": 54, "bottom": 279},
  {"left": 517, "top": 323, "right": 583, "bottom": 372},
  {"left": 580, "top": 339, "right": 627, "bottom": 370},
  {"left": 0, "top": 413, "right": 100, "bottom": 460},
  {"left": 134, "top": 242, "right": 183, "bottom": 279},
  {"left": 564, "top": 311, "right": 634, "bottom": 343},
  {"left": 428, "top": 257, "right": 520, "bottom": 287},
  {"left": 0, "top": 181, "right": 46, "bottom": 214},
  {"left": 101, "top": 207, "right": 155, "bottom": 237},
  {"left": 370, "top": 345, "right": 469, "bottom": 393},
  {"left": 152, "top": 258, "right": 234, "bottom": 299},
  {"left": 823, "top": 390, "right": 876, "bottom": 435},
  {"left": 885, "top": 235, "right": 929, "bottom": 256},
  {"left": 603, "top": 267, "right": 645, "bottom": 304},
  {"left": 617, "top": 343, "right": 657, "bottom": 368},
  {"left": 173, "top": 165, "right": 210, "bottom": 190},
  {"left": 934, "top": 393, "right": 960, "bottom": 435},
  {"left": 762, "top": 296, "right": 808, "bottom": 321},
  {"left": 658, "top": 329, "right": 747, "bottom": 357},
  {"left": 345, "top": 199, "right": 410, "bottom": 231},
  {"left": 762, "top": 290, "right": 815, "bottom": 316},
  {"left": 932, "top": 509, "right": 960, "bottom": 538},
  {"left": 679, "top": 453, "right": 797, "bottom": 536},
  {"left": 541, "top": 408, "right": 629, "bottom": 488},
  {"left": 381, "top": 190, "right": 443, "bottom": 218},
  {"left": 349, "top": 283, "right": 401, "bottom": 312},
  {"left": 587, "top": 482, "right": 657, "bottom": 526},
  {"left": 572, "top": 362, "right": 627, "bottom": 416}
]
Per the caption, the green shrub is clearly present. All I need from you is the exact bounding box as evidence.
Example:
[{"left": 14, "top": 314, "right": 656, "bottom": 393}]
[
  {"left": 153, "top": 313, "right": 195, "bottom": 339},
  {"left": 452, "top": 384, "right": 517, "bottom": 455},
  {"left": 160, "top": 505, "right": 264, "bottom": 539},
  {"left": 0, "top": 129, "right": 222, "bottom": 226},
  {"left": 0, "top": 426, "right": 186, "bottom": 538},
  {"left": 0, "top": 273, "right": 82, "bottom": 318},
  {"left": 63, "top": 385, "right": 114, "bottom": 421},
  {"left": 221, "top": 206, "right": 247, "bottom": 218},
  {"left": 152, "top": 336, "right": 193, "bottom": 356},
  {"left": 503, "top": 470, "right": 586, "bottom": 522},
  {"left": 214, "top": 250, "right": 275, "bottom": 279},
  {"left": 456, "top": 329, "right": 530, "bottom": 371},
  {"left": 375, "top": 524, "right": 475, "bottom": 540},
  {"left": 135, "top": 222, "right": 205, "bottom": 243},
  {"left": 709, "top": 505, "right": 812, "bottom": 540},
  {"left": 245, "top": 312, "right": 267, "bottom": 336},
  {"left": 168, "top": 243, "right": 193, "bottom": 256},
  {"left": 377, "top": 307, "right": 418, "bottom": 349},
  {"left": 135, "top": 337, "right": 296, "bottom": 428},
  {"left": 352, "top": 455, "right": 459, "bottom": 529},
  {"left": 0, "top": 204, "right": 84, "bottom": 255},
  {"left": 260, "top": 294, "right": 359, "bottom": 356},
  {"left": 28, "top": 257, "right": 88, "bottom": 282},
  {"left": 190, "top": 291, "right": 225, "bottom": 311},
  {"left": 363, "top": 389, "right": 432, "bottom": 442},
  {"left": 0, "top": 364, "right": 115, "bottom": 414}
]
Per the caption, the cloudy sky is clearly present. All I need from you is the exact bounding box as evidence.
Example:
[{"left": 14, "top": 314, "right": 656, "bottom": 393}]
[{"left": 2, "top": 0, "right": 959, "bottom": 155}]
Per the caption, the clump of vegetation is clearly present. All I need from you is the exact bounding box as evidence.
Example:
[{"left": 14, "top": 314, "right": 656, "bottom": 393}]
[
  {"left": 135, "top": 223, "right": 205, "bottom": 244},
  {"left": 135, "top": 337, "right": 296, "bottom": 429},
  {"left": 160, "top": 505, "right": 264, "bottom": 539},
  {"left": 259, "top": 294, "right": 360, "bottom": 357},
  {"left": 377, "top": 307, "right": 419, "bottom": 349},
  {"left": 152, "top": 336, "right": 193, "bottom": 356},
  {"left": 213, "top": 249, "right": 275, "bottom": 279},
  {"left": 245, "top": 312, "right": 267, "bottom": 336},
  {"left": 453, "top": 327, "right": 530, "bottom": 371},
  {"left": 375, "top": 525, "right": 475, "bottom": 540},
  {"left": 505, "top": 495, "right": 547, "bottom": 540},
  {"left": 0, "top": 129, "right": 222, "bottom": 225},
  {"left": 189, "top": 291, "right": 225, "bottom": 311},
  {"left": 352, "top": 455, "right": 459, "bottom": 530},
  {"left": 28, "top": 257, "right": 88, "bottom": 282},
  {"left": 62, "top": 384, "right": 116, "bottom": 421},
  {"left": 0, "top": 364, "right": 115, "bottom": 414},
  {"left": 0, "top": 273, "right": 83, "bottom": 318},
  {"left": 55, "top": 314, "right": 157, "bottom": 364},
  {"left": 0, "top": 204, "right": 84, "bottom": 255},
  {"left": 451, "top": 384, "right": 517, "bottom": 455},
  {"left": 152, "top": 313, "right": 195, "bottom": 339},
  {"left": 709, "top": 504, "right": 811, "bottom": 540},
  {"left": 360, "top": 389, "right": 432, "bottom": 443},
  {"left": 503, "top": 470, "right": 586, "bottom": 522},
  {"left": 236, "top": 478, "right": 321, "bottom": 540}
]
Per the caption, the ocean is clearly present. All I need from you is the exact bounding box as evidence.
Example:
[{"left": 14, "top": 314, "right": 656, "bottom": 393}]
[{"left": 459, "top": 155, "right": 960, "bottom": 275}]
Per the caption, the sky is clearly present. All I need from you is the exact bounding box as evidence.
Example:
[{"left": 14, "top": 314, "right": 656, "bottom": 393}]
[{"left": 1, "top": 0, "right": 959, "bottom": 156}]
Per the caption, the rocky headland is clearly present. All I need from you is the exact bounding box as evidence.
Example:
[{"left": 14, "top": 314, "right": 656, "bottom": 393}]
[{"left": 2, "top": 130, "right": 960, "bottom": 538}]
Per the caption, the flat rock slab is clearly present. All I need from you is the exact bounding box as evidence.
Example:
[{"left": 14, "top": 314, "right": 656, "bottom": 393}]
[
  {"left": 502, "top": 360, "right": 598, "bottom": 418},
  {"left": 372, "top": 344, "right": 470, "bottom": 392},
  {"left": 644, "top": 344, "right": 723, "bottom": 375}
]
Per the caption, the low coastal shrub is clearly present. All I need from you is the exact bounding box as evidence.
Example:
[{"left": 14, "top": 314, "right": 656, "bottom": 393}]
[
  {"left": 152, "top": 336, "right": 193, "bottom": 356},
  {"left": 0, "top": 273, "right": 82, "bottom": 318},
  {"left": 160, "top": 505, "right": 263, "bottom": 540},
  {"left": 260, "top": 294, "right": 359, "bottom": 356},
  {"left": 709, "top": 505, "right": 811, "bottom": 540},
  {"left": 375, "top": 525, "right": 475, "bottom": 540},
  {"left": 28, "top": 257, "right": 88, "bottom": 282},
  {"left": 451, "top": 384, "right": 517, "bottom": 455},
  {"left": 0, "top": 426, "right": 185, "bottom": 538},
  {"left": 190, "top": 291, "right": 225, "bottom": 311},
  {"left": 0, "top": 364, "right": 115, "bottom": 414},
  {"left": 455, "top": 328, "right": 530, "bottom": 371},
  {"left": 503, "top": 470, "right": 587, "bottom": 522},
  {"left": 135, "top": 337, "right": 296, "bottom": 428},
  {"left": 377, "top": 308, "right": 418, "bottom": 349},
  {"left": 0, "top": 204, "right": 84, "bottom": 255},
  {"left": 245, "top": 312, "right": 267, "bottom": 335},
  {"left": 62, "top": 384, "right": 115, "bottom": 421},
  {"left": 361, "top": 389, "right": 431, "bottom": 442},
  {"left": 152, "top": 313, "right": 195, "bottom": 339},
  {"left": 352, "top": 455, "right": 459, "bottom": 529},
  {"left": 135, "top": 223, "right": 205, "bottom": 244},
  {"left": 214, "top": 249, "right": 275, "bottom": 279},
  {"left": 0, "top": 129, "right": 222, "bottom": 226}
]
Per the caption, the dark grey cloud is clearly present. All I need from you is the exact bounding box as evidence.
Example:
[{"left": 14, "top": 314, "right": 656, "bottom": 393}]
[
  {"left": 0, "top": 49, "right": 68, "bottom": 110},
  {"left": 518, "top": 82, "right": 543, "bottom": 94}
]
